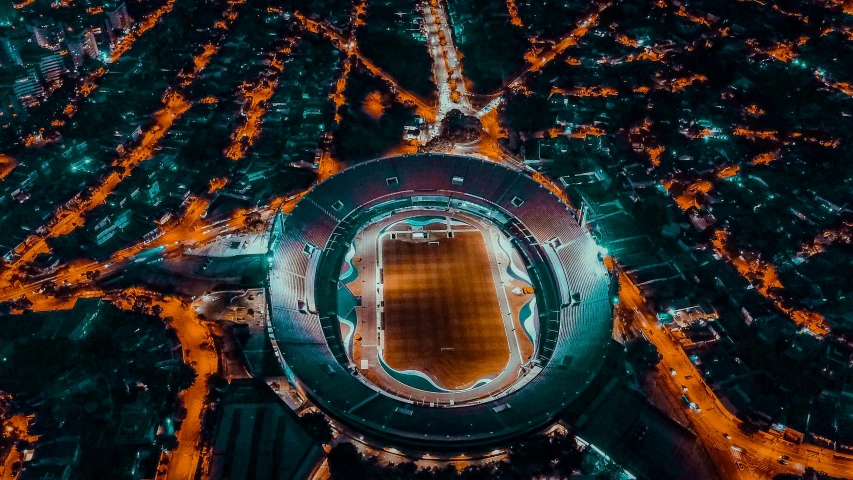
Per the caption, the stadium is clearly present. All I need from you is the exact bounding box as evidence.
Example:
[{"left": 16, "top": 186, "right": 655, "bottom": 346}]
[{"left": 267, "top": 153, "right": 613, "bottom": 449}]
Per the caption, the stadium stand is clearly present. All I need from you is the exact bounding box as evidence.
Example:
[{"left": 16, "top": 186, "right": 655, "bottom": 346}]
[{"left": 267, "top": 154, "right": 613, "bottom": 449}]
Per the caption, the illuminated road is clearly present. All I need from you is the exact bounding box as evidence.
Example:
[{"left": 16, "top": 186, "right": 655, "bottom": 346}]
[
  {"left": 512, "top": 3, "right": 611, "bottom": 87},
  {"left": 459, "top": 3, "right": 612, "bottom": 123},
  {"left": 18, "top": 0, "right": 249, "bottom": 148},
  {"left": 4, "top": 91, "right": 192, "bottom": 274},
  {"left": 110, "top": 0, "right": 177, "bottom": 62},
  {"left": 618, "top": 271, "right": 853, "bottom": 479},
  {"left": 0, "top": 196, "right": 298, "bottom": 307},
  {"left": 0, "top": 197, "right": 297, "bottom": 479},
  {"left": 710, "top": 231, "right": 829, "bottom": 336},
  {"left": 5, "top": 1, "right": 851, "bottom": 477},
  {"left": 111, "top": 291, "right": 219, "bottom": 480},
  {"left": 420, "top": 0, "right": 474, "bottom": 142},
  {"left": 317, "top": 0, "right": 368, "bottom": 178},
  {"left": 0, "top": 414, "right": 33, "bottom": 480},
  {"left": 20, "top": 0, "right": 183, "bottom": 146},
  {"left": 0, "top": 154, "right": 17, "bottom": 180},
  {"left": 225, "top": 40, "right": 296, "bottom": 161},
  {"left": 294, "top": 3, "right": 515, "bottom": 160},
  {"left": 1, "top": 0, "right": 255, "bottom": 284},
  {"left": 415, "top": 3, "right": 609, "bottom": 161},
  {"left": 3, "top": 90, "right": 192, "bottom": 279},
  {"left": 294, "top": 13, "right": 437, "bottom": 123},
  {"left": 0, "top": 194, "right": 299, "bottom": 480}
]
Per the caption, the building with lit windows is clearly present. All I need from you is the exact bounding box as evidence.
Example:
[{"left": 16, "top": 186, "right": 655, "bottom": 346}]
[{"left": 66, "top": 28, "right": 99, "bottom": 68}]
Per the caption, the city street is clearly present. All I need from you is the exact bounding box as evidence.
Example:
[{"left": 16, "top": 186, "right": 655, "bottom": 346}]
[
  {"left": 110, "top": 291, "right": 220, "bottom": 480},
  {"left": 618, "top": 272, "right": 853, "bottom": 479},
  {"left": 0, "top": 196, "right": 297, "bottom": 308},
  {"left": 3, "top": 0, "right": 853, "bottom": 477},
  {"left": 419, "top": 0, "right": 474, "bottom": 142}
]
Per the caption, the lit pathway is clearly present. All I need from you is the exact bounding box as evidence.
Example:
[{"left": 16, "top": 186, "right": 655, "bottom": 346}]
[
  {"left": 419, "top": 0, "right": 474, "bottom": 142},
  {"left": 110, "top": 290, "right": 218, "bottom": 480}
]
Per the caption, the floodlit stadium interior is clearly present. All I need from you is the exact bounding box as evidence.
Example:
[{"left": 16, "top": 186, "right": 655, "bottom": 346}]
[{"left": 267, "top": 154, "right": 614, "bottom": 449}]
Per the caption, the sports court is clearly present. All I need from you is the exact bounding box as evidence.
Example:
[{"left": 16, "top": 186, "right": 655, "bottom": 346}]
[{"left": 381, "top": 230, "right": 510, "bottom": 390}]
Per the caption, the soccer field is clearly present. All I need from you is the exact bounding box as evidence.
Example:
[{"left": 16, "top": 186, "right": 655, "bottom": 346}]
[{"left": 381, "top": 230, "right": 510, "bottom": 390}]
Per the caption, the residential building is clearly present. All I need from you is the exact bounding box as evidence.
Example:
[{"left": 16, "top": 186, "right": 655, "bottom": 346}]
[{"left": 65, "top": 28, "right": 99, "bottom": 68}]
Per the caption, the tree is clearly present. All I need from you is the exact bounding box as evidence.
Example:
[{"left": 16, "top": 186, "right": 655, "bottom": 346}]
[
  {"left": 614, "top": 304, "right": 635, "bottom": 330},
  {"left": 299, "top": 411, "right": 333, "bottom": 444},
  {"left": 507, "top": 432, "right": 584, "bottom": 479},
  {"left": 9, "top": 296, "right": 33, "bottom": 313},
  {"left": 327, "top": 442, "right": 367, "bottom": 480},
  {"left": 157, "top": 433, "right": 179, "bottom": 452},
  {"left": 626, "top": 338, "right": 662, "bottom": 373},
  {"left": 326, "top": 431, "right": 589, "bottom": 479},
  {"left": 244, "top": 212, "right": 265, "bottom": 232},
  {"left": 738, "top": 420, "right": 760, "bottom": 437},
  {"left": 440, "top": 109, "right": 482, "bottom": 143},
  {"left": 3, "top": 337, "right": 77, "bottom": 395},
  {"left": 502, "top": 93, "right": 556, "bottom": 135},
  {"left": 174, "top": 362, "right": 198, "bottom": 391},
  {"left": 206, "top": 373, "right": 229, "bottom": 397}
]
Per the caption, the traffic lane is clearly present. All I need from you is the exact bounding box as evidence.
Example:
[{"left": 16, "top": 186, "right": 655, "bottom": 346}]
[{"left": 625, "top": 292, "right": 851, "bottom": 478}]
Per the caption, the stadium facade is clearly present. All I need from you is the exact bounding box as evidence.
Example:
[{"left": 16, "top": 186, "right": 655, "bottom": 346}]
[{"left": 267, "top": 154, "right": 613, "bottom": 449}]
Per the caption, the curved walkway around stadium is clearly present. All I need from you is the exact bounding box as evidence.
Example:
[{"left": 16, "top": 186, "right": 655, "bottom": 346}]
[
  {"left": 337, "top": 243, "right": 360, "bottom": 357},
  {"left": 348, "top": 210, "right": 532, "bottom": 405}
]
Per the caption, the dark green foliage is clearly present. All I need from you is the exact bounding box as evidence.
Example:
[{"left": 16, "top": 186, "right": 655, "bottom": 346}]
[
  {"left": 298, "top": 411, "right": 333, "bottom": 444},
  {"left": 502, "top": 92, "right": 555, "bottom": 135},
  {"left": 625, "top": 338, "right": 662, "bottom": 373},
  {"left": 334, "top": 70, "right": 417, "bottom": 164}
]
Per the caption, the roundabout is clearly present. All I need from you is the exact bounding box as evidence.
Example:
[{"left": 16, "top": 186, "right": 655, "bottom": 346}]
[{"left": 267, "top": 154, "right": 613, "bottom": 449}]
